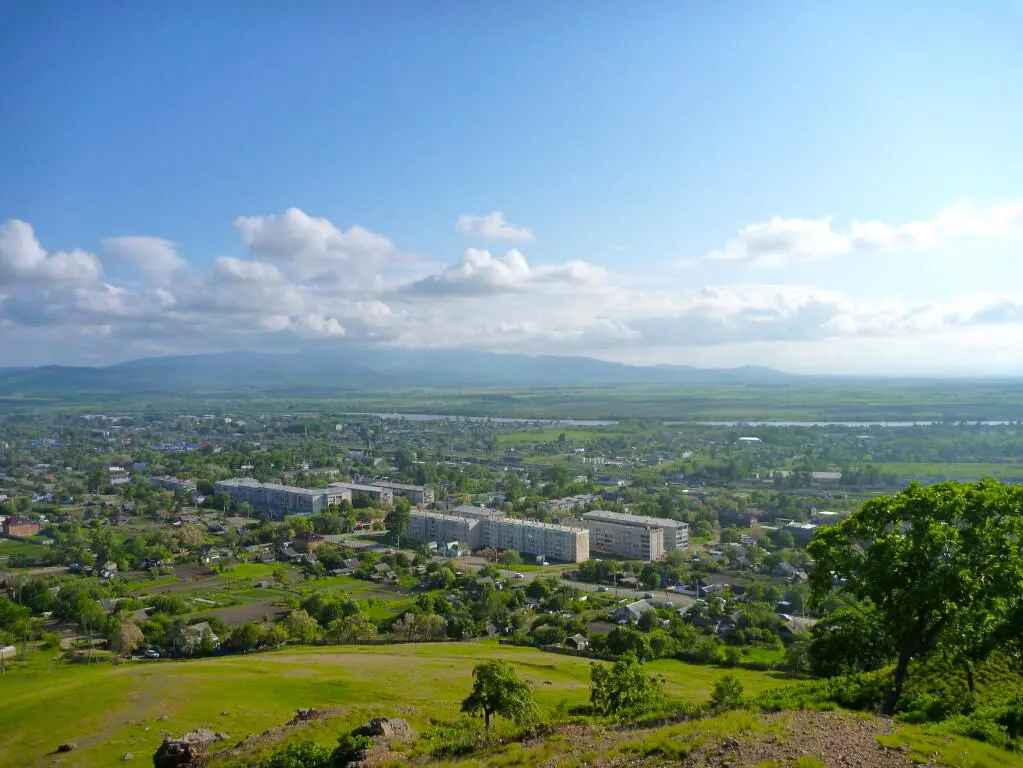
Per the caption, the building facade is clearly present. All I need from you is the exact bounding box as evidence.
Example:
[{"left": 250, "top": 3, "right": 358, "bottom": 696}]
[
  {"left": 215, "top": 478, "right": 352, "bottom": 518},
  {"left": 584, "top": 517, "right": 664, "bottom": 561},
  {"left": 581, "top": 509, "right": 689, "bottom": 554},
  {"left": 148, "top": 475, "right": 198, "bottom": 495},
  {"left": 407, "top": 511, "right": 483, "bottom": 549},
  {"left": 331, "top": 482, "right": 394, "bottom": 507},
  {"left": 368, "top": 481, "right": 434, "bottom": 506},
  {"left": 2, "top": 516, "right": 41, "bottom": 538},
  {"left": 406, "top": 510, "right": 589, "bottom": 563}
]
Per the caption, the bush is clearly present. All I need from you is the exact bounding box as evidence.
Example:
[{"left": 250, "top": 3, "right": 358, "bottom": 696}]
[
  {"left": 590, "top": 653, "right": 666, "bottom": 720},
  {"left": 420, "top": 719, "right": 486, "bottom": 758},
  {"left": 332, "top": 733, "right": 374, "bottom": 767},
  {"left": 258, "top": 740, "right": 333, "bottom": 768},
  {"left": 709, "top": 674, "right": 745, "bottom": 711}
]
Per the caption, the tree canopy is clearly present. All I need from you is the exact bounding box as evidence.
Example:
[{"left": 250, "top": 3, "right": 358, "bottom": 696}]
[
  {"left": 807, "top": 480, "right": 1023, "bottom": 713},
  {"left": 461, "top": 659, "right": 539, "bottom": 731}
]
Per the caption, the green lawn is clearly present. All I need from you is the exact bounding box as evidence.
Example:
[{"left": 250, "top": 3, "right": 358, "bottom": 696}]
[{"left": 0, "top": 642, "right": 781, "bottom": 768}]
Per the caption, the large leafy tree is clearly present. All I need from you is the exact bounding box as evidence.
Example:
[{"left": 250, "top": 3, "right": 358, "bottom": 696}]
[
  {"left": 384, "top": 496, "right": 411, "bottom": 541},
  {"left": 589, "top": 653, "right": 664, "bottom": 718},
  {"left": 808, "top": 480, "right": 1023, "bottom": 713},
  {"left": 461, "top": 660, "right": 539, "bottom": 731}
]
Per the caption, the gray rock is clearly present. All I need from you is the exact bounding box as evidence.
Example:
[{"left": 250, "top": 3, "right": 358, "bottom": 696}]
[
  {"left": 121, "top": 753, "right": 133, "bottom": 761},
  {"left": 352, "top": 717, "right": 415, "bottom": 742},
  {"left": 57, "top": 743, "right": 77, "bottom": 753}
]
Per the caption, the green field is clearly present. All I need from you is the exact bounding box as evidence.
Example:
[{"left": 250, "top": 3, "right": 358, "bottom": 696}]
[
  {"left": 877, "top": 462, "right": 1023, "bottom": 481},
  {"left": 0, "top": 642, "right": 782, "bottom": 768}
]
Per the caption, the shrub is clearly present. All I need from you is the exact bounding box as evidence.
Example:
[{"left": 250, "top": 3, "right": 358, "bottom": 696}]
[
  {"left": 709, "top": 674, "right": 745, "bottom": 711},
  {"left": 332, "top": 733, "right": 374, "bottom": 767},
  {"left": 258, "top": 740, "right": 333, "bottom": 768}
]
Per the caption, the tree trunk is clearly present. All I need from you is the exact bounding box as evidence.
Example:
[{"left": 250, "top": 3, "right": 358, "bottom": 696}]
[
  {"left": 886, "top": 645, "right": 913, "bottom": 715},
  {"left": 965, "top": 661, "right": 976, "bottom": 694},
  {"left": 484, "top": 709, "right": 491, "bottom": 731}
]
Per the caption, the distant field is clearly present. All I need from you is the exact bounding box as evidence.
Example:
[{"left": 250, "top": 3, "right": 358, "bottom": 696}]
[
  {"left": 877, "top": 462, "right": 1023, "bottom": 480},
  {"left": 0, "top": 642, "right": 783, "bottom": 768}
]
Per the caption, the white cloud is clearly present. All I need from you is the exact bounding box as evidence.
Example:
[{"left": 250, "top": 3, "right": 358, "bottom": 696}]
[
  {"left": 102, "top": 236, "right": 187, "bottom": 283},
  {"left": 0, "top": 220, "right": 102, "bottom": 286},
  {"left": 212, "top": 256, "right": 284, "bottom": 284},
  {"left": 403, "top": 248, "right": 606, "bottom": 296},
  {"left": 235, "top": 207, "right": 393, "bottom": 264},
  {"left": 708, "top": 200, "right": 1023, "bottom": 267},
  {"left": 455, "top": 211, "right": 534, "bottom": 241}
]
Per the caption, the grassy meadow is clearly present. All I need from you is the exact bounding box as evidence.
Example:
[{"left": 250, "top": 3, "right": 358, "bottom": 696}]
[{"left": 0, "top": 642, "right": 782, "bottom": 768}]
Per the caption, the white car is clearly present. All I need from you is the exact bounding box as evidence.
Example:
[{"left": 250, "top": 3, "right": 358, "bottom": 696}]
[
  {"left": 513, "top": 572, "right": 524, "bottom": 579},
  {"left": 596, "top": 585, "right": 610, "bottom": 593}
]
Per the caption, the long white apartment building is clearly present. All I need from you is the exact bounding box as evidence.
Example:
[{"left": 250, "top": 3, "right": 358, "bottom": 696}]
[
  {"left": 581, "top": 509, "right": 689, "bottom": 558},
  {"left": 407, "top": 510, "right": 589, "bottom": 563},
  {"left": 215, "top": 478, "right": 352, "bottom": 518}
]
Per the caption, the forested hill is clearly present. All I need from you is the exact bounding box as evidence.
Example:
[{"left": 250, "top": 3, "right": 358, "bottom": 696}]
[{"left": 0, "top": 350, "right": 796, "bottom": 396}]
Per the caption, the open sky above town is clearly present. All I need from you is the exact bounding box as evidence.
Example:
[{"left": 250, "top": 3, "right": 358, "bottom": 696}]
[{"left": 3, "top": 2, "right": 1023, "bottom": 373}]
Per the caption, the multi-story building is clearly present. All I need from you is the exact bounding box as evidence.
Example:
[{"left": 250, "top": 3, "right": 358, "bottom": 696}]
[
  {"left": 406, "top": 510, "right": 589, "bottom": 563},
  {"left": 583, "top": 516, "right": 664, "bottom": 561},
  {"left": 2, "top": 515, "right": 40, "bottom": 538},
  {"left": 407, "top": 511, "right": 483, "bottom": 549},
  {"left": 330, "top": 482, "right": 394, "bottom": 506},
  {"left": 368, "top": 481, "right": 434, "bottom": 506},
  {"left": 450, "top": 504, "right": 506, "bottom": 521},
  {"left": 148, "top": 476, "right": 198, "bottom": 495},
  {"left": 537, "top": 494, "right": 599, "bottom": 515},
  {"left": 107, "top": 467, "right": 131, "bottom": 486},
  {"left": 481, "top": 517, "right": 589, "bottom": 563},
  {"left": 215, "top": 478, "right": 352, "bottom": 518},
  {"left": 581, "top": 510, "right": 689, "bottom": 553}
]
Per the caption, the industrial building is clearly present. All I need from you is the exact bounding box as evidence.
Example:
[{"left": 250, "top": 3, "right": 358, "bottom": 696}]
[
  {"left": 581, "top": 509, "right": 689, "bottom": 555},
  {"left": 215, "top": 478, "right": 352, "bottom": 518}
]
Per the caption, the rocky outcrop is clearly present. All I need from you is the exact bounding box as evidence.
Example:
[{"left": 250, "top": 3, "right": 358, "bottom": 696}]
[
  {"left": 152, "top": 727, "right": 228, "bottom": 767},
  {"left": 352, "top": 717, "right": 415, "bottom": 742}
]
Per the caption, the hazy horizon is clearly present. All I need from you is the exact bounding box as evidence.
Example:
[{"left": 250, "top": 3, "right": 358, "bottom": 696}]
[{"left": 4, "top": 3, "right": 1023, "bottom": 373}]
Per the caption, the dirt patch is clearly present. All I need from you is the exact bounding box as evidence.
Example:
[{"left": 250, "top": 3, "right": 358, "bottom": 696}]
[
  {"left": 204, "top": 602, "right": 286, "bottom": 627},
  {"left": 142, "top": 578, "right": 224, "bottom": 595},
  {"left": 683, "top": 711, "right": 918, "bottom": 768},
  {"left": 174, "top": 564, "right": 219, "bottom": 580}
]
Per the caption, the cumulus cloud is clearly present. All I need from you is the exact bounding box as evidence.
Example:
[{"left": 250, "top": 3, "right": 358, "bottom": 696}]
[
  {"left": 0, "top": 220, "right": 102, "bottom": 286},
  {"left": 235, "top": 208, "right": 393, "bottom": 271},
  {"left": 9, "top": 200, "right": 1023, "bottom": 369},
  {"left": 212, "top": 255, "right": 284, "bottom": 284},
  {"left": 403, "top": 248, "right": 606, "bottom": 296},
  {"left": 455, "top": 211, "right": 533, "bottom": 241},
  {"left": 103, "top": 236, "right": 187, "bottom": 283},
  {"left": 708, "top": 200, "right": 1023, "bottom": 267}
]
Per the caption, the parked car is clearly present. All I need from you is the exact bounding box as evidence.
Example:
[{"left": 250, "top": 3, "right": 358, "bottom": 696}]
[
  {"left": 144, "top": 649, "right": 160, "bottom": 659},
  {"left": 643, "top": 592, "right": 655, "bottom": 599},
  {"left": 596, "top": 586, "right": 610, "bottom": 592},
  {"left": 513, "top": 572, "right": 524, "bottom": 579}
]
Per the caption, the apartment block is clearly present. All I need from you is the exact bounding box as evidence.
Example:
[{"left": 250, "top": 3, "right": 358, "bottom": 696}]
[
  {"left": 148, "top": 475, "right": 198, "bottom": 495},
  {"left": 481, "top": 517, "right": 589, "bottom": 563},
  {"left": 215, "top": 478, "right": 352, "bottom": 519},
  {"left": 584, "top": 517, "right": 664, "bottom": 561},
  {"left": 331, "top": 482, "right": 394, "bottom": 506},
  {"left": 368, "top": 481, "right": 434, "bottom": 506},
  {"left": 581, "top": 509, "right": 689, "bottom": 553},
  {"left": 537, "top": 494, "right": 599, "bottom": 515},
  {"left": 407, "top": 510, "right": 482, "bottom": 549},
  {"left": 450, "top": 504, "right": 506, "bottom": 521}
]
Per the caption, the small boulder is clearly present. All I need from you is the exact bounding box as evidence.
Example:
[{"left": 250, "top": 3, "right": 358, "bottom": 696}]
[
  {"left": 152, "top": 728, "right": 220, "bottom": 768},
  {"left": 121, "top": 753, "right": 133, "bottom": 761},
  {"left": 352, "top": 717, "right": 415, "bottom": 743},
  {"left": 57, "top": 743, "right": 77, "bottom": 753}
]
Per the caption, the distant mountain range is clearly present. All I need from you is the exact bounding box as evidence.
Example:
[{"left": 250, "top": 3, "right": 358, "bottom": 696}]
[{"left": 0, "top": 349, "right": 799, "bottom": 396}]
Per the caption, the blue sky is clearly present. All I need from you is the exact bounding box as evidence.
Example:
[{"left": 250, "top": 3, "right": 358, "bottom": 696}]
[{"left": 3, "top": 1, "right": 1023, "bottom": 372}]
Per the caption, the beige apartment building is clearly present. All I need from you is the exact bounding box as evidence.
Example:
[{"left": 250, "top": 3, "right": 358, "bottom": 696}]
[{"left": 581, "top": 509, "right": 689, "bottom": 558}]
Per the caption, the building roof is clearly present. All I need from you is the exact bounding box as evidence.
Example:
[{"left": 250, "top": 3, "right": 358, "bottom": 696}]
[{"left": 582, "top": 509, "right": 687, "bottom": 529}]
